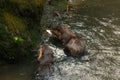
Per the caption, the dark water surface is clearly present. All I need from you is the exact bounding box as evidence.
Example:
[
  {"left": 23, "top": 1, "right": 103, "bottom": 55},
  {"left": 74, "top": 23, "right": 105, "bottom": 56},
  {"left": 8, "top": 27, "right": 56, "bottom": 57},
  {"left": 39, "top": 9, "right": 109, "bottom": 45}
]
[
  {"left": 0, "top": 61, "right": 36, "bottom": 80},
  {"left": 0, "top": 0, "right": 120, "bottom": 80}
]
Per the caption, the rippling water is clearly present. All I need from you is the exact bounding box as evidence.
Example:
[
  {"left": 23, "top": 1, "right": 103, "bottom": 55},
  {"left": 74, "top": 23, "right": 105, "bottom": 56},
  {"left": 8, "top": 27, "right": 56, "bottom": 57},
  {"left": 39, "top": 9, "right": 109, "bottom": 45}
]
[
  {"left": 42, "top": 0, "right": 120, "bottom": 80},
  {"left": 0, "top": 0, "right": 120, "bottom": 80}
]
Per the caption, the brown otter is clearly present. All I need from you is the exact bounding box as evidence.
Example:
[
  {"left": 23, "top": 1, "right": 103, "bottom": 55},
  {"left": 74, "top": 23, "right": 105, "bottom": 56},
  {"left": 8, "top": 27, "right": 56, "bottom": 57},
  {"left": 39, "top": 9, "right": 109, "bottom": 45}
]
[
  {"left": 37, "top": 43, "right": 54, "bottom": 77},
  {"left": 46, "top": 24, "right": 76, "bottom": 44},
  {"left": 63, "top": 36, "right": 86, "bottom": 58},
  {"left": 46, "top": 24, "right": 87, "bottom": 58},
  {"left": 66, "top": 0, "right": 73, "bottom": 13}
]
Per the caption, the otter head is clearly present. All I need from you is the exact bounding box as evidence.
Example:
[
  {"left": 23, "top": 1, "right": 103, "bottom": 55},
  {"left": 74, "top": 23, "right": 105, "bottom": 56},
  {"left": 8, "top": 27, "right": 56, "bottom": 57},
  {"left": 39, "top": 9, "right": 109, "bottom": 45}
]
[
  {"left": 46, "top": 24, "right": 76, "bottom": 44},
  {"left": 46, "top": 26, "right": 62, "bottom": 38},
  {"left": 37, "top": 43, "right": 47, "bottom": 62}
]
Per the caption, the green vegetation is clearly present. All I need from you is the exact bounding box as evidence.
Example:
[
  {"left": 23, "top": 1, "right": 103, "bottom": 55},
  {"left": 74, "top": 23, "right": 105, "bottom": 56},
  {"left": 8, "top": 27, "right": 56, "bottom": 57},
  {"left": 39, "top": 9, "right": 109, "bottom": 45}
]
[{"left": 0, "top": 0, "right": 45, "bottom": 63}]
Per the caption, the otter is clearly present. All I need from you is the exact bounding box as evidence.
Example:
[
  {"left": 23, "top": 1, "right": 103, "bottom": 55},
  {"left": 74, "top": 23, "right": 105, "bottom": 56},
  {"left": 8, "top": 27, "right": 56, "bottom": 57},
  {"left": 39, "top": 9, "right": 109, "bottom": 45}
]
[
  {"left": 63, "top": 36, "right": 86, "bottom": 58},
  {"left": 38, "top": 44, "right": 53, "bottom": 65},
  {"left": 46, "top": 24, "right": 76, "bottom": 45},
  {"left": 36, "top": 43, "right": 54, "bottom": 78},
  {"left": 46, "top": 24, "right": 87, "bottom": 58},
  {"left": 66, "top": 0, "right": 73, "bottom": 13}
]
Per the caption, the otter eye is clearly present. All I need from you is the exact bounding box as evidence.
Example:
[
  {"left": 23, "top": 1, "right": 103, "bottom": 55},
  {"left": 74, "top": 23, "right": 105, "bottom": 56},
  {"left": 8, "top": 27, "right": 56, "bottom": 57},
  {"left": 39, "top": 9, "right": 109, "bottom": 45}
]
[
  {"left": 56, "top": 30, "right": 61, "bottom": 34},
  {"left": 56, "top": 29, "right": 62, "bottom": 33}
]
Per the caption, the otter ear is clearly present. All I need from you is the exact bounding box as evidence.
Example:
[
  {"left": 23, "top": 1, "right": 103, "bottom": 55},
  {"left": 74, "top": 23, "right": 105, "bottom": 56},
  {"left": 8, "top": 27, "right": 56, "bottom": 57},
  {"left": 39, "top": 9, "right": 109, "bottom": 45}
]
[{"left": 46, "top": 30, "right": 52, "bottom": 35}]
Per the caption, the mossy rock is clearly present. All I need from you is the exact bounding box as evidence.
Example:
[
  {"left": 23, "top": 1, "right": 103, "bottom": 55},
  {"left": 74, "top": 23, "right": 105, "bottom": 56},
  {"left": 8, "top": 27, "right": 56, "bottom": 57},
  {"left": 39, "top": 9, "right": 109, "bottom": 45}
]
[
  {"left": 0, "top": 0, "right": 45, "bottom": 63},
  {"left": 0, "top": 12, "right": 33, "bottom": 62}
]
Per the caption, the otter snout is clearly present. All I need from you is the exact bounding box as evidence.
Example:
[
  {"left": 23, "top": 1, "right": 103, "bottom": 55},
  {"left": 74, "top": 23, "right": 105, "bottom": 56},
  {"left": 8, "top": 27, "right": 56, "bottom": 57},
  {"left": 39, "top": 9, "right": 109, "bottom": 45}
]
[{"left": 46, "top": 30, "right": 52, "bottom": 35}]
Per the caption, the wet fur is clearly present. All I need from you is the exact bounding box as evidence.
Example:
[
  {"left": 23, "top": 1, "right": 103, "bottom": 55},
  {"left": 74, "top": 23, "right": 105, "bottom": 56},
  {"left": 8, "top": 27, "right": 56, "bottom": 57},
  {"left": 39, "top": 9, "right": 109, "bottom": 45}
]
[
  {"left": 50, "top": 24, "right": 76, "bottom": 44},
  {"left": 64, "top": 36, "right": 86, "bottom": 58},
  {"left": 36, "top": 44, "right": 54, "bottom": 78},
  {"left": 48, "top": 24, "right": 86, "bottom": 58}
]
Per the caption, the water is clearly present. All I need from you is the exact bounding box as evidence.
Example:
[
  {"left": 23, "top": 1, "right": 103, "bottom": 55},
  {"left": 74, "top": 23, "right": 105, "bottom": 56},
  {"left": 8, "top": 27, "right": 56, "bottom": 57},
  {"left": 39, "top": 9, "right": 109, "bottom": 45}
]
[
  {"left": 1, "top": 0, "right": 120, "bottom": 80},
  {"left": 43, "top": 0, "right": 120, "bottom": 80},
  {"left": 0, "top": 61, "right": 36, "bottom": 80}
]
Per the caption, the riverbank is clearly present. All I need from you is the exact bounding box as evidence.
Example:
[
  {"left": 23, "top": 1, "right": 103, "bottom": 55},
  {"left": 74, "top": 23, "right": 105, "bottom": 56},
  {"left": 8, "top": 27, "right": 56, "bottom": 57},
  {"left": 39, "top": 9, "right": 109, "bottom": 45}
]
[{"left": 0, "top": 0, "right": 45, "bottom": 63}]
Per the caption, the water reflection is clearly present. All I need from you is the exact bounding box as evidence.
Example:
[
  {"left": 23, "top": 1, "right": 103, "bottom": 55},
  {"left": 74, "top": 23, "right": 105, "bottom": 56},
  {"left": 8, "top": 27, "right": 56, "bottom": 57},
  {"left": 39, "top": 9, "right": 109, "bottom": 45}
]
[{"left": 0, "top": 62, "right": 35, "bottom": 80}]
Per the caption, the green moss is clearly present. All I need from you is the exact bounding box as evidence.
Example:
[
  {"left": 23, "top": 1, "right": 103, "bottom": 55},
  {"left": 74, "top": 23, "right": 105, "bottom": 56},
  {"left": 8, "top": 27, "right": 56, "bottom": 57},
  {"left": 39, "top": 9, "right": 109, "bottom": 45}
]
[
  {"left": 11, "top": 0, "right": 45, "bottom": 7},
  {"left": 0, "top": 0, "right": 45, "bottom": 63},
  {"left": 3, "top": 12, "right": 27, "bottom": 35},
  {"left": 0, "top": 14, "right": 31, "bottom": 62}
]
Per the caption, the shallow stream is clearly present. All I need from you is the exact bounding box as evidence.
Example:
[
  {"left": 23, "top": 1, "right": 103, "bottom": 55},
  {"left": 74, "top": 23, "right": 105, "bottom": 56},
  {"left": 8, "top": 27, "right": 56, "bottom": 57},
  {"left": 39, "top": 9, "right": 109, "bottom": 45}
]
[{"left": 0, "top": 0, "right": 120, "bottom": 80}]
